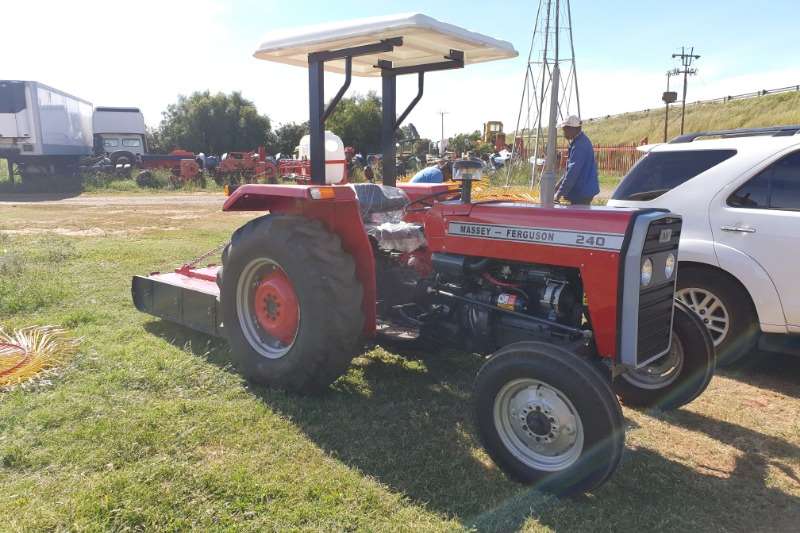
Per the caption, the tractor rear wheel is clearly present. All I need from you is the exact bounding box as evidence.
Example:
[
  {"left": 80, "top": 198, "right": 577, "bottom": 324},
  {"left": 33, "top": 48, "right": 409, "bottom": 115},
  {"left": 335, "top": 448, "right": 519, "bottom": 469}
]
[
  {"left": 614, "top": 300, "right": 715, "bottom": 410},
  {"left": 220, "top": 215, "right": 364, "bottom": 393},
  {"left": 474, "top": 342, "right": 625, "bottom": 496}
]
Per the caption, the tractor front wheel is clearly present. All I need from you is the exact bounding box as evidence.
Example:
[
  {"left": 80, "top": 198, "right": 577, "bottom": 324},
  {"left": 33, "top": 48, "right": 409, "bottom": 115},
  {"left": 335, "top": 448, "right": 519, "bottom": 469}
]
[
  {"left": 220, "top": 215, "right": 364, "bottom": 393},
  {"left": 614, "top": 300, "right": 715, "bottom": 410},
  {"left": 474, "top": 342, "right": 625, "bottom": 496}
]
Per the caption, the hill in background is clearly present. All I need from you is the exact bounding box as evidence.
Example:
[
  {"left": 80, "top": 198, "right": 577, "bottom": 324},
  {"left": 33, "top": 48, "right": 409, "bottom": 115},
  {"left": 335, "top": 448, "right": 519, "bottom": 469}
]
[{"left": 579, "top": 90, "right": 800, "bottom": 145}]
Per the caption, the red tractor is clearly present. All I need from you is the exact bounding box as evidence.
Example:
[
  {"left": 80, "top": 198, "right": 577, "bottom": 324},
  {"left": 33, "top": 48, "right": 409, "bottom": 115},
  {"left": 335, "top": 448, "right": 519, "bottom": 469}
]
[
  {"left": 214, "top": 147, "right": 279, "bottom": 184},
  {"left": 132, "top": 15, "right": 714, "bottom": 495}
]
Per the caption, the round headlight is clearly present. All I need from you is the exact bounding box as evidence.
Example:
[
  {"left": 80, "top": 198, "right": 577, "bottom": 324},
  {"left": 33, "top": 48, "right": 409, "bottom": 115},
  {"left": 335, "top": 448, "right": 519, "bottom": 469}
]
[
  {"left": 641, "top": 258, "right": 653, "bottom": 287},
  {"left": 665, "top": 253, "right": 676, "bottom": 279}
]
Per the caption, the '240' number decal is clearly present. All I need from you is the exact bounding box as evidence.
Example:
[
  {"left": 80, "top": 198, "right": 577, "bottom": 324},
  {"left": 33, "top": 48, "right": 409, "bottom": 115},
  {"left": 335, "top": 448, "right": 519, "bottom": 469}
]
[{"left": 575, "top": 234, "right": 607, "bottom": 247}]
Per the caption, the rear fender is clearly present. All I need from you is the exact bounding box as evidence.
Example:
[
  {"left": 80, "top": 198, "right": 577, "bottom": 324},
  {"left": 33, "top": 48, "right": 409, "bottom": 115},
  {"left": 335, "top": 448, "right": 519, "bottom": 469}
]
[
  {"left": 224, "top": 184, "right": 376, "bottom": 336},
  {"left": 672, "top": 237, "right": 785, "bottom": 330},
  {"left": 712, "top": 242, "right": 787, "bottom": 330}
]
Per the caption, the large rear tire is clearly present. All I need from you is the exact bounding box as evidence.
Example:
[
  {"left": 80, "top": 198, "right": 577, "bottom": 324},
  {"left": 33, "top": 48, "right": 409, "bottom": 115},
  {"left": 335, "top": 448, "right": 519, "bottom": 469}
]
[
  {"left": 474, "top": 342, "right": 625, "bottom": 496},
  {"left": 220, "top": 215, "right": 364, "bottom": 393},
  {"left": 614, "top": 300, "right": 714, "bottom": 410}
]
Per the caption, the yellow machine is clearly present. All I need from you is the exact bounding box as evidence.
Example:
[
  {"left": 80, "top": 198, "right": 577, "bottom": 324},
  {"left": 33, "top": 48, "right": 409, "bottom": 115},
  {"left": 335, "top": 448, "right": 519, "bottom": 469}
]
[{"left": 482, "top": 121, "right": 506, "bottom": 149}]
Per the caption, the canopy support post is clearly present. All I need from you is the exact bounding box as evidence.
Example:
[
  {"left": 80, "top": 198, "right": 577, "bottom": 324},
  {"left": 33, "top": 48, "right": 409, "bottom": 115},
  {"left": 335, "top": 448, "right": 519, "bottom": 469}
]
[
  {"left": 322, "top": 57, "right": 352, "bottom": 124},
  {"left": 308, "top": 58, "right": 326, "bottom": 185},
  {"left": 307, "top": 38, "right": 401, "bottom": 185},
  {"left": 381, "top": 65, "right": 398, "bottom": 187},
  {"left": 395, "top": 72, "right": 424, "bottom": 130}
]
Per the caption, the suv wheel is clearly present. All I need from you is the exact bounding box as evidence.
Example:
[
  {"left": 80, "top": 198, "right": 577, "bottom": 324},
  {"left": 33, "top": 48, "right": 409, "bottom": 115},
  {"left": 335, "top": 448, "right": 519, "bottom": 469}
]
[{"left": 676, "top": 266, "right": 758, "bottom": 366}]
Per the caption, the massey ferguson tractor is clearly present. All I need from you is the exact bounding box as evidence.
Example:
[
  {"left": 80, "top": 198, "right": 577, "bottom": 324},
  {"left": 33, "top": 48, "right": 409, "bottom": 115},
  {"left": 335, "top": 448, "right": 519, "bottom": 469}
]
[{"left": 132, "top": 14, "right": 714, "bottom": 495}]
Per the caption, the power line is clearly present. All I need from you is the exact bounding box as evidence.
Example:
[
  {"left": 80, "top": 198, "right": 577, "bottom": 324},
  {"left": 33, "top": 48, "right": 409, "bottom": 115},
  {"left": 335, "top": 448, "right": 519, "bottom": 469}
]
[{"left": 671, "top": 46, "right": 700, "bottom": 135}]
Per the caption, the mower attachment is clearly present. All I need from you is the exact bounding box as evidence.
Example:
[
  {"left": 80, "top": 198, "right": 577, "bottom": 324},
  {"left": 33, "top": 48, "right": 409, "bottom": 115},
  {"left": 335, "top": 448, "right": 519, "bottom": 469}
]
[{"left": 131, "top": 266, "right": 223, "bottom": 337}]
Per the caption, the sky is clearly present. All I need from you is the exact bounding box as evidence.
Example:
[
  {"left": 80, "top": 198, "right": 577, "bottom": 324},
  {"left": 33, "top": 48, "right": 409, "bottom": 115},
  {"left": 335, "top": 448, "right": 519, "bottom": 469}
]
[{"left": 5, "top": 0, "right": 800, "bottom": 141}]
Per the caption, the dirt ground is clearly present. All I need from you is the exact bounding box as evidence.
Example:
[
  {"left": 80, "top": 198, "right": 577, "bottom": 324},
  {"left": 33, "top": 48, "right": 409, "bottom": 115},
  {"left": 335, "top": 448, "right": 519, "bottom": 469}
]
[
  {"left": 0, "top": 193, "right": 249, "bottom": 237},
  {"left": 0, "top": 192, "right": 225, "bottom": 207}
]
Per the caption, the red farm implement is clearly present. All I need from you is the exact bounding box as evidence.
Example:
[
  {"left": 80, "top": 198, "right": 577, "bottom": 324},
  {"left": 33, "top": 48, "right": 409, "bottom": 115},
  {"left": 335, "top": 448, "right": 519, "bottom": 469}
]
[
  {"left": 213, "top": 147, "right": 279, "bottom": 184},
  {"left": 132, "top": 14, "right": 714, "bottom": 496},
  {"left": 277, "top": 158, "right": 349, "bottom": 184}
]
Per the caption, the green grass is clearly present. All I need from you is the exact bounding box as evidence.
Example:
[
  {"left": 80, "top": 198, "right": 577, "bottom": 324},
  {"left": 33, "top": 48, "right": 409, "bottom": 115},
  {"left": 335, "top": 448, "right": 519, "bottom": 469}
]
[
  {"left": 582, "top": 91, "right": 800, "bottom": 145},
  {"left": 0, "top": 166, "right": 226, "bottom": 196},
  {"left": 1, "top": 199, "right": 799, "bottom": 531},
  {"left": 477, "top": 167, "right": 621, "bottom": 204}
]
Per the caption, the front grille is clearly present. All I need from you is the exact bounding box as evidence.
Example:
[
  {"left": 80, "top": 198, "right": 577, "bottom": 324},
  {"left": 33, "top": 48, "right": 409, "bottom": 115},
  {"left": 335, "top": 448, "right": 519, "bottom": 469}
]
[
  {"left": 635, "top": 217, "right": 681, "bottom": 366},
  {"left": 643, "top": 217, "right": 682, "bottom": 254},
  {"left": 637, "top": 284, "right": 674, "bottom": 363}
]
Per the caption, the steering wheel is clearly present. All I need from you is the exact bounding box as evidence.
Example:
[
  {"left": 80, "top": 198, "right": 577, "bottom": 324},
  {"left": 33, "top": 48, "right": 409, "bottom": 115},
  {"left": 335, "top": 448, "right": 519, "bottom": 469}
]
[{"left": 404, "top": 188, "right": 462, "bottom": 213}]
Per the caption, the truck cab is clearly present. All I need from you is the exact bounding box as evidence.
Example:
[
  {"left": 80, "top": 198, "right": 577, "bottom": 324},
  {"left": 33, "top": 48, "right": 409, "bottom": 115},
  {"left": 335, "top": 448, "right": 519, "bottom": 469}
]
[{"left": 92, "top": 107, "right": 146, "bottom": 156}]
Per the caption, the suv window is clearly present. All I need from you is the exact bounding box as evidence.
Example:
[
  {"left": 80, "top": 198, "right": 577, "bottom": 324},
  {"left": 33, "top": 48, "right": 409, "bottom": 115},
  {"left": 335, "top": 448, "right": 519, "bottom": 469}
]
[
  {"left": 122, "top": 138, "right": 141, "bottom": 147},
  {"left": 612, "top": 149, "right": 737, "bottom": 201},
  {"left": 729, "top": 151, "right": 800, "bottom": 210}
]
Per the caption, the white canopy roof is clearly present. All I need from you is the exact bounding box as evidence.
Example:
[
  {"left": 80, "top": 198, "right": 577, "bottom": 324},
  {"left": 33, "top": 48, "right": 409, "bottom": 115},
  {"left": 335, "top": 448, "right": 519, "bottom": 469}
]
[{"left": 254, "top": 13, "right": 518, "bottom": 77}]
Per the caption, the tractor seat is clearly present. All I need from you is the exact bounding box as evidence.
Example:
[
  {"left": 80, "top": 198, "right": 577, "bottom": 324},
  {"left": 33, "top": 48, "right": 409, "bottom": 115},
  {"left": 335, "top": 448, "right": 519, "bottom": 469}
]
[
  {"left": 350, "top": 184, "right": 425, "bottom": 252},
  {"left": 351, "top": 183, "right": 409, "bottom": 218}
]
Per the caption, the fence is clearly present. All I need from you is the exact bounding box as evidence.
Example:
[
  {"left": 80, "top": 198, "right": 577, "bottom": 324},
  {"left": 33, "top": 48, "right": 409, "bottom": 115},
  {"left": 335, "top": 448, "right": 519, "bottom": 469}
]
[
  {"left": 514, "top": 143, "right": 645, "bottom": 176},
  {"left": 584, "top": 83, "right": 800, "bottom": 124},
  {"left": 580, "top": 144, "right": 644, "bottom": 175}
]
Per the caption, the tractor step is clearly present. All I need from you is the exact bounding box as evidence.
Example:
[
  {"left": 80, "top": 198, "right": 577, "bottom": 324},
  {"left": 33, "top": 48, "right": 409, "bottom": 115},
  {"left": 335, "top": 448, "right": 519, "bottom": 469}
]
[{"left": 131, "top": 265, "right": 223, "bottom": 337}]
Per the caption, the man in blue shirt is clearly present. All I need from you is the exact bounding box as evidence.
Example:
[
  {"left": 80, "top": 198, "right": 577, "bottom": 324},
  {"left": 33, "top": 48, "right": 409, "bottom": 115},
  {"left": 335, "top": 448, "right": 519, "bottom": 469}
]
[
  {"left": 555, "top": 115, "right": 599, "bottom": 205},
  {"left": 410, "top": 160, "right": 450, "bottom": 183}
]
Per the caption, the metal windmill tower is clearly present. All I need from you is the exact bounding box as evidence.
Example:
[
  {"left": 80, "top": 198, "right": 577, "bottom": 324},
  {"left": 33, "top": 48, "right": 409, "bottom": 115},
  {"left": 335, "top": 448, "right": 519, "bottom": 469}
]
[{"left": 507, "top": 0, "right": 581, "bottom": 204}]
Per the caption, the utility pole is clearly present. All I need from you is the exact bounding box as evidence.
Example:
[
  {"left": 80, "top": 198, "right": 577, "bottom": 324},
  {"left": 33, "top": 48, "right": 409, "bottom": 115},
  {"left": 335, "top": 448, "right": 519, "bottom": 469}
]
[
  {"left": 540, "top": 0, "right": 560, "bottom": 206},
  {"left": 671, "top": 46, "right": 700, "bottom": 135},
  {"left": 663, "top": 70, "right": 679, "bottom": 142},
  {"left": 438, "top": 110, "right": 449, "bottom": 156}
]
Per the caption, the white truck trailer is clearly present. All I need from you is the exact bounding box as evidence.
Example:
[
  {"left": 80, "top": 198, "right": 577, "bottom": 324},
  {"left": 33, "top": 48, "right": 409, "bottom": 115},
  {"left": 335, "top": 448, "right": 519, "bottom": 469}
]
[{"left": 0, "top": 80, "right": 93, "bottom": 179}]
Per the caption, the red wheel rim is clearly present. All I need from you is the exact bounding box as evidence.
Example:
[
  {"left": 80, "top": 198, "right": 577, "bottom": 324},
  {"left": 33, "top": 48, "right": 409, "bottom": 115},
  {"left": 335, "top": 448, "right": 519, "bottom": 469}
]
[{"left": 253, "top": 269, "right": 299, "bottom": 345}]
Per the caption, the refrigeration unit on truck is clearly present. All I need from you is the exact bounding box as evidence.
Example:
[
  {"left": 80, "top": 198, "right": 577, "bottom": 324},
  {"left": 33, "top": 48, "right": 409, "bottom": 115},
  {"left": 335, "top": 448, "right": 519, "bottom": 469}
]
[
  {"left": 0, "top": 80, "right": 93, "bottom": 179},
  {"left": 93, "top": 107, "right": 147, "bottom": 167}
]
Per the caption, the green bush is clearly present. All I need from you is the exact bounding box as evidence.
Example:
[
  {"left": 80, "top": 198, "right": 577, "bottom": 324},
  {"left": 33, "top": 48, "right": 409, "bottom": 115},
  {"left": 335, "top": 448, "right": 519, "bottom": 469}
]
[{"left": 135, "top": 170, "right": 169, "bottom": 189}]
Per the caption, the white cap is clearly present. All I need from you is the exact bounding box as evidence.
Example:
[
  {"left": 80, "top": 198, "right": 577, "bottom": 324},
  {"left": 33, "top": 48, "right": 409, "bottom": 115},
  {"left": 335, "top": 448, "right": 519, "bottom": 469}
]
[{"left": 559, "top": 115, "right": 582, "bottom": 128}]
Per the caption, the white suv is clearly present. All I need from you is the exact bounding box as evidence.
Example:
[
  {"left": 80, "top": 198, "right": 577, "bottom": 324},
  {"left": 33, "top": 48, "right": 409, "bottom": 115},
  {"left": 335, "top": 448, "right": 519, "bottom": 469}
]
[{"left": 608, "top": 126, "right": 800, "bottom": 364}]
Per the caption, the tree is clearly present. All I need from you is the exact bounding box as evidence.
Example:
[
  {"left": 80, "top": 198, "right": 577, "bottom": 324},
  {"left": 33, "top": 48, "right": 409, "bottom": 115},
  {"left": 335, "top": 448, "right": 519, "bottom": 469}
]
[
  {"left": 398, "top": 123, "right": 419, "bottom": 141},
  {"left": 145, "top": 126, "right": 166, "bottom": 154},
  {"left": 448, "top": 130, "right": 482, "bottom": 156},
  {"left": 269, "top": 122, "right": 308, "bottom": 157},
  {"left": 325, "top": 92, "right": 382, "bottom": 154},
  {"left": 156, "top": 91, "right": 272, "bottom": 155}
]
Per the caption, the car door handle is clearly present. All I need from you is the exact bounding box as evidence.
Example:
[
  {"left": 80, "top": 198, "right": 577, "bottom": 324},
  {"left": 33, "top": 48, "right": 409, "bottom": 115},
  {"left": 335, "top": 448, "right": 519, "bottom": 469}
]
[{"left": 721, "top": 225, "right": 756, "bottom": 233}]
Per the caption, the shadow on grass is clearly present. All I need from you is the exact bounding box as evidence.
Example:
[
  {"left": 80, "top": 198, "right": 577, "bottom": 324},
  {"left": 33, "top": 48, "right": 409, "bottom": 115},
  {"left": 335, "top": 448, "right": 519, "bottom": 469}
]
[
  {"left": 665, "top": 409, "right": 800, "bottom": 486},
  {"left": 144, "top": 319, "right": 800, "bottom": 530},
  {"left": 0, "top": 176, "right": 83, "bottom": 200},
  {"left": 472, "top": 443, "right": 800, "bottom": 532},
  {"left": 721, "top": 349, "right": 800, "bottom": 399}
]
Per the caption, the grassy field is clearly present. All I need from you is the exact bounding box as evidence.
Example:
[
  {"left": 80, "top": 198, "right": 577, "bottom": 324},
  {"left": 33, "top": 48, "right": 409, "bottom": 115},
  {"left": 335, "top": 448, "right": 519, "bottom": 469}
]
[
  {"left": 1, "top": 195, "right": 799, "bottom": 531},
  {"left": 582, "top": 91, "right": 800, "bottom": 145}
]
